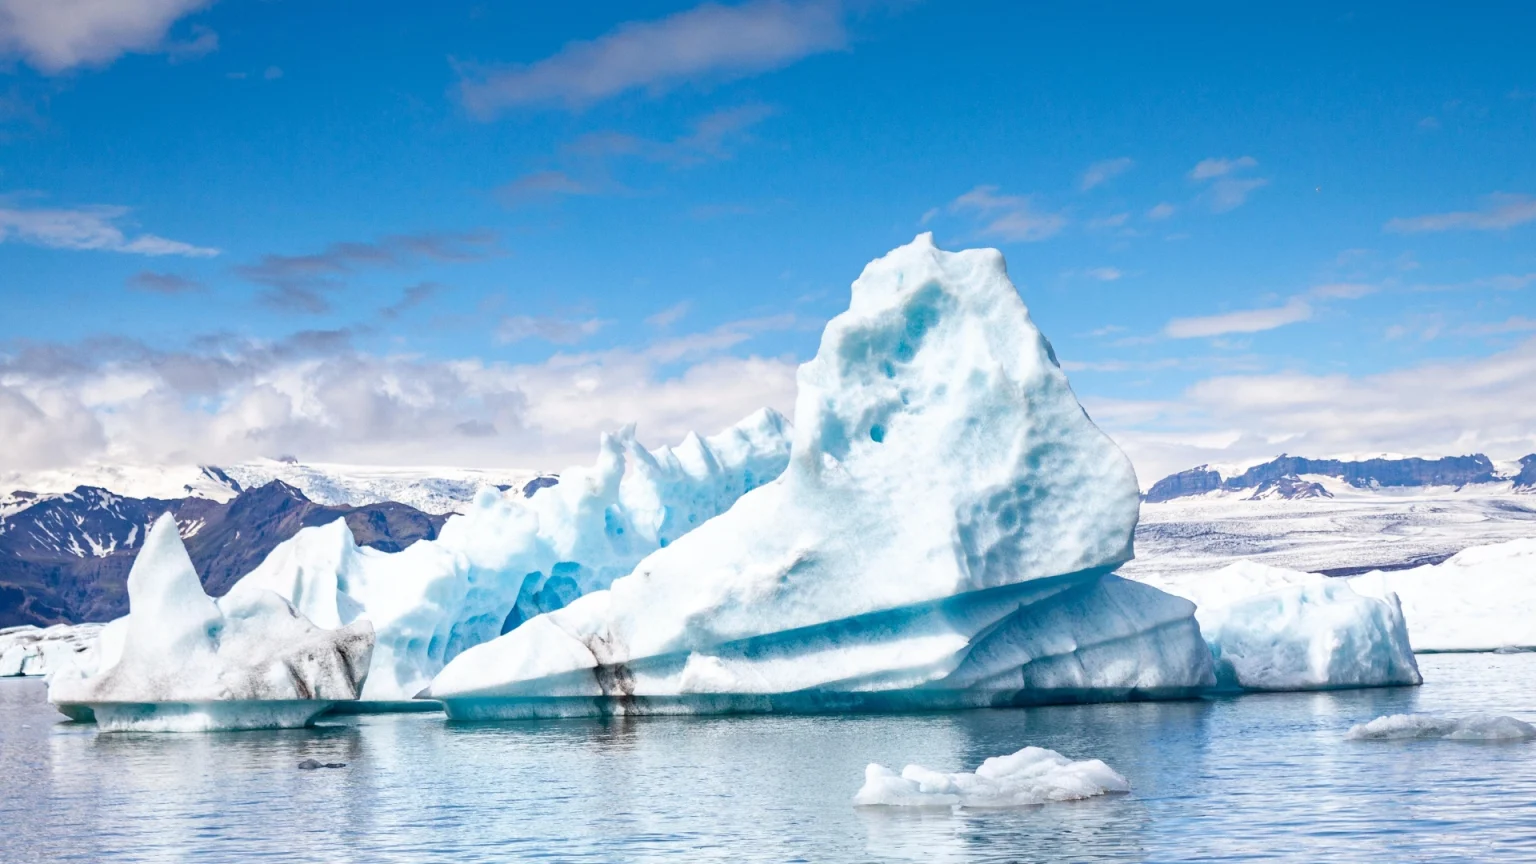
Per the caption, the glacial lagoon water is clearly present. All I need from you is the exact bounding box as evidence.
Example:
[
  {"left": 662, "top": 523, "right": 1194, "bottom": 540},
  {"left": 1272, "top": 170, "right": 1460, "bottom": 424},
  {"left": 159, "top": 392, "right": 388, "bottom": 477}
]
[{"left": 4, "top": 653, "right": 1536, "bottom": 863}]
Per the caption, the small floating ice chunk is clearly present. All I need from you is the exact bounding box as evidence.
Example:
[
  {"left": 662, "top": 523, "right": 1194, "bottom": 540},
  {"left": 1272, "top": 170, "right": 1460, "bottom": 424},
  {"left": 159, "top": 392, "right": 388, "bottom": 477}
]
[
  {"left": 853, "top": 746, "right": 1129, "bottom": 808},
  {"left": 1347, "top": 713, "right": 1536, "bottom": 741}
]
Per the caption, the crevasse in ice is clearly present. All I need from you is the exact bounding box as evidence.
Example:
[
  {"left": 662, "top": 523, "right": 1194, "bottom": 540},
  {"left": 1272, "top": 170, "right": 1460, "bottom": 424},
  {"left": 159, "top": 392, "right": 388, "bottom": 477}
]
[
  {"left": 423, "top": 234, "right": 1217, "bottom": 716},
  {"left": 224, "top": 409, "right": 792, "bottom": 701},
  {"left": 46, "top": 514, "right": 374, "bottom": 732}
]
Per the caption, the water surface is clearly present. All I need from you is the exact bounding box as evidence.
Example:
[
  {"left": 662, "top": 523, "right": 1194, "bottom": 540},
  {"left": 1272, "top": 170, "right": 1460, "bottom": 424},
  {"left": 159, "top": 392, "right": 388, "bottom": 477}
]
[{"left": 4, "top": 654, "right": 1536, "bottom": 862}]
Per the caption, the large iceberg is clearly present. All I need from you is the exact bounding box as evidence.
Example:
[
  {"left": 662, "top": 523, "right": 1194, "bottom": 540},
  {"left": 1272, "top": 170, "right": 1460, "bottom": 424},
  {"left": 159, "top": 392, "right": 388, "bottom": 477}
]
[
  {"left": 223, "top": 410, "right": 792, "bottom": 701},
  {"left": 0, "top": 623, "right": 104, "bottom": 678},
  {"left": 424, "top": 234, "right": 1216, "bottom": 717},
  {"left": 1135, "top": 562, "right": 1421, "bottom": 690},
  {"left": 854, "top": 746, "right": 1129, "bottom": 807},
  {"left": 47, "top": 514, "right": 374, "bottom": 732}
]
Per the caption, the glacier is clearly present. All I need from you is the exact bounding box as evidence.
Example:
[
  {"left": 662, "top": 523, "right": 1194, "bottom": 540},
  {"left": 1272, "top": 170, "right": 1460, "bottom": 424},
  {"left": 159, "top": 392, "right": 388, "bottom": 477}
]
[
  {"left": 1348, "top": 538, "right": 1536, "bottom": 652},
  {"left": 1346, "top": 713, "right": 1536, "bottom": 741},
  {"left": 423, "top": 234, "right": 1216, "bottom": 717},
  {"left": 46, "top": 514, "right": 374, "bottom": 732},
  {"left": 853, "top": 746, "right": 1129, "bottom": 808},
  {"left": 222, "top": 409, "right": 792, "bottom": 702},
  {"left": 1135, "top": 562, "right": 1421, "bottom": 690}
]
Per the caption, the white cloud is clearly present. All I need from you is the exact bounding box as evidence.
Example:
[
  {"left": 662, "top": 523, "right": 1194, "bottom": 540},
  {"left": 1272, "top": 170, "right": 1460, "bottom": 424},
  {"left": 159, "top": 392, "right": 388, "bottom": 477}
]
[
  {"left": 1188, "top": 156, "right": 1267, "bottom": 212},
  {"left": 458, "top": 0, "right": 845, "bottom": 116},
  {"left": 1189, "top": 156, "right": 1257, "bottom": 180},
  {"left": 0, "top": 320, "right": 801, "bottom": 475},
  {"left": 645, "top": 301, "right": 691, "bottom": 328},
  {"left": 1146, "top": 202, "right": 1176, "bottom": 221},
  {"left": 1309, "top": 282, "right": 1376, "bottom": 299},
  {"left": 0, "top": 203, "right": 218, "bottom": 257},
  {"left": 948, "top": 185, "right": 1066, "bottom": 242},
  {"left": 496, "top": 315, "right": 608, "bottom": 345},
  {"left": 1084, "top": 267, "right": 1122, "bottom": 282},
  {"left": 1080, "top": 157, "right": 1133, "bottom": 191},
  {"left": 1164, "top": 297, "right": 1312, "bottom": 339},
  {"left": 0, "top": 0, "right": 213, "bottom": 72},
  {"left": 1093, "top": 338, "right": 1536, "bottom": 487},
  {"left": 1385, "top": 193, "right": 1536, "bottom": 233}
]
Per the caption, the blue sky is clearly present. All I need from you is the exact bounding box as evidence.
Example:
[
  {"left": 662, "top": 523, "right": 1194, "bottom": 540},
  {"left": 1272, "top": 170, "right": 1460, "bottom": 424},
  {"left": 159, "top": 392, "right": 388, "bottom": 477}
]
[{"left": 1, "top": 1, "right": 1533, "bottom": 485}]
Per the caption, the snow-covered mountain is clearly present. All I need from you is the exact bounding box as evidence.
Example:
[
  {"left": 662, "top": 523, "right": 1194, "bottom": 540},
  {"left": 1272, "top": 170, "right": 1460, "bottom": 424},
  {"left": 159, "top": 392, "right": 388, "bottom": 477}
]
[
  {"left": 2, "top": 460, "right": 555, "bottom": 516},
  {"left": 1142, "top": 453, "right": 1533, "bottom": 503},
  {"left": 1126, "top": 470, "right": 1536, "bottom": 580}
]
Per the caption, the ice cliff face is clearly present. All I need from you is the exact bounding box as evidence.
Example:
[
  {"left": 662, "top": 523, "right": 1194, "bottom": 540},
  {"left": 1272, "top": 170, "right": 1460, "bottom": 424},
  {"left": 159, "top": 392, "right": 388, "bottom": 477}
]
[
  {"left": 46, "top": 515, "right": 374, "bottom": 731},
  {"left": 223, "top": 408, "right": 793, "bottom": 701},
  {"left": 426, "top": 235, "right": 1213, "bottom": 715}
]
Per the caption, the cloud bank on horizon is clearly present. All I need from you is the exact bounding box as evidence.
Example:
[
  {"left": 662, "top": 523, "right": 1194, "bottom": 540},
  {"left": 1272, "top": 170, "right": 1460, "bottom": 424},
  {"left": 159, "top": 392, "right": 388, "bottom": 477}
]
[{"left": 1, "top": 1, "right": 1534, "bottom": 485}]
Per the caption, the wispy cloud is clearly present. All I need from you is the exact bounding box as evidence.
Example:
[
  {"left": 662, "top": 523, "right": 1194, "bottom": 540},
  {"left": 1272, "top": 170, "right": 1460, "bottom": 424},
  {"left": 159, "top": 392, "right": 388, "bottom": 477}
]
[
  {"left": 1188, "top": 156, "right": 1267, "bottom": 212},
  {"left": 128, "top": 271, "right": 205, "bottom": 294},
  {"left": 496, "top": 314, "right": 608, "bottom": 345},
  {"left": 236, "top": 232, "right": 496, "bottom": 314},
  {"left": 1080, "top": 157, "right": 1133, "bottom": 191},
  {"left": 458, "top": 0, "right": 845, "bottom": 117},
  {"left": 379, "top": 282, "right": 444, "bottom": 320},
  {"left": 646, "top": 301, "right": 691, "bottom": 328},
  {"left": 1385, "top": 193, "right": 1536, "bottom": 233},
  {"left": 1308, "top": 282, "right": 1376, "bottom": 299},
  {"left": 0, "top": 202, "right": 219, "bottom": 257},
  {"left": 1165, "top": 297, "right": 1312, "bottom": 338},
  {"left": 947, "top": 185, "right": 1066, "bottom": 242},
  {"left": 0, "top": 0, "right": 215, "bottom": 73},
  {"left": 1146, "top": 202, "right": 1176, "bottom": 221},
  {"left": 1461, "top": 316, "right": 1536, "bottom": 336},
  {"left": 1084, "top": 267, "right": 1122, "bottom": 282}
]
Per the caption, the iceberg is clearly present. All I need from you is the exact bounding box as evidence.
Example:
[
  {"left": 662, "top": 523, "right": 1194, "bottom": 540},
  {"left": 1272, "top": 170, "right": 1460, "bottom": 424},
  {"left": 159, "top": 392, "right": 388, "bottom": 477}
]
[
  {"left": 1135, "top": 562, "right": 1421, "bottom": 690},
  {"left": 223, "top": 409, "right": 792, "bottom": 702},
  {"left": 0, "top": 623, "right": 104, "bottom": 678},
  {"left": 424, "top": 234, "right": 1216, "bottom": 717},
  {"left": 46, "top": 514, "right": 374, "bottom": 732},
  {"left": 1347, "top": 713, "right": 1536, "bottom": 741},
  {"left": 853, "top": 746, "right": 1129, "bottom": 807}
]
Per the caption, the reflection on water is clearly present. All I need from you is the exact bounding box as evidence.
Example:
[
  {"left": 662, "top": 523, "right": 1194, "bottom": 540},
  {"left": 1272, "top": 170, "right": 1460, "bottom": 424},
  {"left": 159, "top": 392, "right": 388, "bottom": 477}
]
[{"left": 4, "top": 654, "right": 1536, "bottom": 862}]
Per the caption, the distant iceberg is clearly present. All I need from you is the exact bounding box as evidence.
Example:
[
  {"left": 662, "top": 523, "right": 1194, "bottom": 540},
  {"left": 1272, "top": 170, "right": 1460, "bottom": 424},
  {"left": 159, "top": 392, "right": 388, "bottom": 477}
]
[
  {"left": 423, "top": 235, "right": 1216, "bottom": 716},
  {"left": 854, "top": 746, "right": 1129, "bottom": 807},
  {"left": 0, "top": 623, "right": 104, "bottom": 678},
  {"left": 1134, "top": 561, "right": 1421, "bottom": 690},
  {"left": 1347, "top": 713, "right": 1536, "bottom": 741},
  {"left": 47, "top": 515, "right": 373, "bottom": 732},
  {"left": 222, "top": 409, "right": 792, "bottom": 702}
]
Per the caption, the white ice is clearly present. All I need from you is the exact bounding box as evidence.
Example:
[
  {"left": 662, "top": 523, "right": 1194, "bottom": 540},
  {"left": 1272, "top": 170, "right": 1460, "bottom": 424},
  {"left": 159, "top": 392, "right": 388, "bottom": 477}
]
[
  {"left": 1346, "top": 713, "right": 1536, "bottom": 741},
  {"left": 1135, "top": 538, "right": 1536, "bottom": 657},
  {"left": 223, "top": 409, "right": 792, "bottom": 701},
  {"left": 1134, "top": 562, "right": 1420, "bottom": 690},
  {"left": 0, "top": 623, "right": 104, "bottom": 677},
  {"left": 853, "top": 747, "right": 1129, "bottom": 807},
  {"left": 425, "top": 235, "right": 1215, "bottom": 716},
  {"left": 46, "top": 514, "right": 374, "bottom": 732},
  {"left": 1348, "top": 538, "right": 1536, "bottom": 652}
]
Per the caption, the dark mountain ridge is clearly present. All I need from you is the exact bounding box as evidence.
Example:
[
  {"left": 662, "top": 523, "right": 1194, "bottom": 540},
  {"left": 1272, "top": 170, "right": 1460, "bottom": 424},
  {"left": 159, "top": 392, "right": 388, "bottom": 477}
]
[
  {"left": 0, "top": 481, "right": 447, "bottom": 628},
  {"left": 1145, "top": 453, "right": 1535, "bottom": 503}
]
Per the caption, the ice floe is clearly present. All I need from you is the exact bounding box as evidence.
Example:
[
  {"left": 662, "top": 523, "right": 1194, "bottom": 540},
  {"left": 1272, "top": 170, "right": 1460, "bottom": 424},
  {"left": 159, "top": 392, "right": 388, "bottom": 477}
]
[
  {"left": 1346, "top": 713, "right": 1536, "bottom": 741},
  {"left": 0, "top": 623, "right": 104, "bottom": 677},
  {"left": 853, "top": 746, "right": 1129, "bottom": 807}
]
